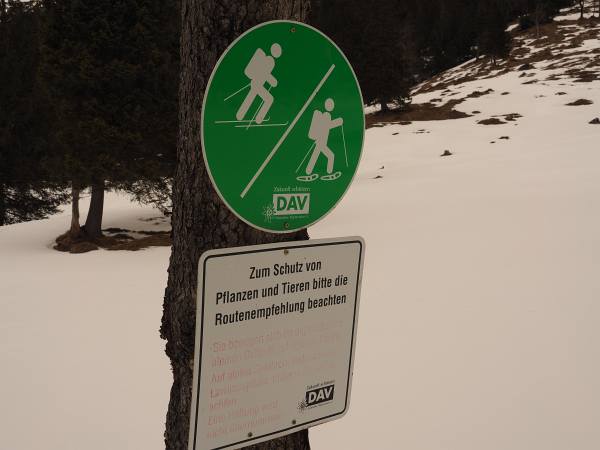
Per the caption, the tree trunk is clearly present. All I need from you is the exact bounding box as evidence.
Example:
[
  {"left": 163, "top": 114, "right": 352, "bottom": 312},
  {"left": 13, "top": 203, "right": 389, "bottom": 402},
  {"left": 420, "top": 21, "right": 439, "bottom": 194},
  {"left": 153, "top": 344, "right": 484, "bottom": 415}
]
[
  {"left": 161, "top": 1, "right": 311, "bottom": 450},
  {"left": 0, "top": 183, "right": 6, "bottom": 226},
  {"left": 580, "top": 1, "right": 585, "bottom": 19},
  {"left": 380, "top": 100, "right": 389, "bottom": 113},
  {"left": 70, "top": 185, "right": 81, "bottom": 235},
  {"left": 84, "top": 180, "right": 104, "bottom": 238}
]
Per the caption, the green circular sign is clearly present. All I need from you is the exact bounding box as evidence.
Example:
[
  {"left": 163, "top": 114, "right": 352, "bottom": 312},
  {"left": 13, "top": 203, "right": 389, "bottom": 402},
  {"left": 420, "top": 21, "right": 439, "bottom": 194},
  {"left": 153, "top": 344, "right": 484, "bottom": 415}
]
[{"left": 202, "top": 21, "right": 364, "bottom": 233}]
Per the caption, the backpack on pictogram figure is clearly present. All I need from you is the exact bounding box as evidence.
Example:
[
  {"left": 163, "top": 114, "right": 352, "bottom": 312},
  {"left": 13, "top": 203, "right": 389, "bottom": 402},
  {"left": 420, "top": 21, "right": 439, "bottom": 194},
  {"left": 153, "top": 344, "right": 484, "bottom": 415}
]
[
  {"left": 244, "top": 49, "right": 267, "bottom": 80},
  {"left": 308, "top": 110, "right": 326, "bottom": 141}
]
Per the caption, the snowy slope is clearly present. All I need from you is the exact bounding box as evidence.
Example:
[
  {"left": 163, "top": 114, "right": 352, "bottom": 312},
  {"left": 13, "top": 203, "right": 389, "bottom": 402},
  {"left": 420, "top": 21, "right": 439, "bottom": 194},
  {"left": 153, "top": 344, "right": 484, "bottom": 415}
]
[{"left": 2, "top": 9, "right": 600, "bottom": 450}]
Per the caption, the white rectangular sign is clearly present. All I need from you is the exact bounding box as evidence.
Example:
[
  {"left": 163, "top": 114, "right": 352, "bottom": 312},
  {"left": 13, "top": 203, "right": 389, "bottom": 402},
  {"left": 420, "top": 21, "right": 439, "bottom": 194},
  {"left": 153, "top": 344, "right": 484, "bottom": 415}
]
[{"left": 189, "top": 237, "right": 365, "bottom": 450}]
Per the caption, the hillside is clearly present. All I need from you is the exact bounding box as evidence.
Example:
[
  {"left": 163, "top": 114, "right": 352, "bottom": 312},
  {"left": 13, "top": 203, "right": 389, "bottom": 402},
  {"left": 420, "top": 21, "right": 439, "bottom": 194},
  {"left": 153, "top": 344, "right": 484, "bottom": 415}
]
[
  {"left": 369, "top": 5, "right": 599, "bottom": 127},
  {"left": 1, "top": 6, "right": 600, "bottom": 450}
]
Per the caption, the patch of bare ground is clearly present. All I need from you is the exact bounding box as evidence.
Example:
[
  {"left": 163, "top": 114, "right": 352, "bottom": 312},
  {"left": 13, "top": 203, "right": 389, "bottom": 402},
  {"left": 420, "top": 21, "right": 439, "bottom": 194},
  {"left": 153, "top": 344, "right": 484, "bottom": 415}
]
[
  {"left": 107, "top": 232, "right": 171, "bottom": 251},
  {"left": 503, "top": 113, "right": 522, "bottom": 121},
  {"left": 478, "top": 118, "right": 506, "bottom": 125},
  {"left": 54, "top": 231, "right": 96, "bottom": 253},
  {"left": 366, "top": 88, "right": 500, "bottom": 127},
  {"left": 566, "top": 98, "right": 593, "bottom": 105},
  {"left": 54, "top": 228, "right": 171, "bottom": 253},
  {"left": 366, "top": 99, "right": 470, "bottom": 128},
  {"left": 466, "top": 88, "right": 494, "bottom": 98},
  {"left": 479, "top": 112, "right": 523, "bottom": 125},
  {"left": 568, "top": 69, "right": 599, "bottom": 83}
]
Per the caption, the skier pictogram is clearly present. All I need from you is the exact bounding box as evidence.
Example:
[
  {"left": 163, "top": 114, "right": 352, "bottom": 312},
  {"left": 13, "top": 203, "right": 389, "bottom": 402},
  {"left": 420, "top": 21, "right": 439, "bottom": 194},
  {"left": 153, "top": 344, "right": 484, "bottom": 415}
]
[
  {"left": 235, "top": 43, "right": 282, "bottom": 125},
  {"left": 297, "top": 98, "right": 346, "bottom": 182}
]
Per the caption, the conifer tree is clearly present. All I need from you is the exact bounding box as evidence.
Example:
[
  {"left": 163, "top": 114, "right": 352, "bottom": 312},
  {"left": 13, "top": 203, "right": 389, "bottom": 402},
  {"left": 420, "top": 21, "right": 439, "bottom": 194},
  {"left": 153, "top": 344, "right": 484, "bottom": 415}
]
[
  {"left": 478, "top": 0, "right": 512, "bottom": 64},
  {"left": 40, "top": 0, "right": 179, "bottom": 238},
  {"left": 0, "top": 0, "right": 67, "bottom": 226}
]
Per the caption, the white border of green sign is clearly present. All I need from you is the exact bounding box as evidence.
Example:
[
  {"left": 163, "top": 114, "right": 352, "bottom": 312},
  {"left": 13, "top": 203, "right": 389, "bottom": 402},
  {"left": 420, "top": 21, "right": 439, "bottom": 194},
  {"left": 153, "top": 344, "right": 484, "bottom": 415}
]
[{"left": 201, "top": 20, "right": 365, "bottom": 233}]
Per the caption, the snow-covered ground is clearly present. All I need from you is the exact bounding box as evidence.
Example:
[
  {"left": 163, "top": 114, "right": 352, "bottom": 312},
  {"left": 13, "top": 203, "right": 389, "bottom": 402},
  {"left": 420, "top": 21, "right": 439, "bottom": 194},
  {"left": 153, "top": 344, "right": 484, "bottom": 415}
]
[
  {"left": 2, "top": 9, "right": 600, "bottom": 450},
  {"left": 0, "top": 196, "right": 172, "bottom": 450}
]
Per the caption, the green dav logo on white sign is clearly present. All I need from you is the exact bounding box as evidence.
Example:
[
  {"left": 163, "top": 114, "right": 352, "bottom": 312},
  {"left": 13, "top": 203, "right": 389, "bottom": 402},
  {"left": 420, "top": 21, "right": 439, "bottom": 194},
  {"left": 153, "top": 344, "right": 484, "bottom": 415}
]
[{"left": 273, "top": 193, "right": 310, "bottom": 216}]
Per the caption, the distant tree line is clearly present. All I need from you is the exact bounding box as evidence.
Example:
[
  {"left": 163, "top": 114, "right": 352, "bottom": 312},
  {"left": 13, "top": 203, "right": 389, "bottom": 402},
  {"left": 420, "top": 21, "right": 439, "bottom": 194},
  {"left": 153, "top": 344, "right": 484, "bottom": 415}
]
[
  {"left": 313, "top": 0, "right": 574, "bottom": 111},
  {"left": 1, "top": 0, "right": 580, "bottom": 230}
]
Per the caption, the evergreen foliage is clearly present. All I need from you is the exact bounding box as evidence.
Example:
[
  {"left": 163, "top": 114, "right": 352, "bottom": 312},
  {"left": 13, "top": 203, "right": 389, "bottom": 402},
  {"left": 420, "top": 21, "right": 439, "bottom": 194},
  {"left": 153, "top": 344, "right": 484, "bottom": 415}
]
[
  {"left": 40, "top": 0, "right": 179, "bottom": 232},
  {"left": 0, "top": 0, "right": 67, "bottom": 225},
  {"left": 315, "top": 0, "right": 416, "bottom": 111}
]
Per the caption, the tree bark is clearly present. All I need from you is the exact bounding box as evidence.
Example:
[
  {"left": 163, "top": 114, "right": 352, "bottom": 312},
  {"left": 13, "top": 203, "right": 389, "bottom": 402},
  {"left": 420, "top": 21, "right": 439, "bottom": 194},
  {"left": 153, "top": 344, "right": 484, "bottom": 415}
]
[
  {"left": 84, "top": 180, "right": 104, "bottom": 238},
  {"left": 0, "top": 183, "right": 6, "bottom": 226},
  {"left": 70, "top": 185, "right": 81, "bottom": 236},
  {"left": 162, "top": 1, "right": 311, "bottom": 450}
]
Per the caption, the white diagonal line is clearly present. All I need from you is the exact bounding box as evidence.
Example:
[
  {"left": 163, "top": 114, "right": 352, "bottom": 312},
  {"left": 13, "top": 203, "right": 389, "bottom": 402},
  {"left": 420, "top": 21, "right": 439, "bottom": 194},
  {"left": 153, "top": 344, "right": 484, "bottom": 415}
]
[
  {"left": 341, "top": 124, "right": 349, "bottom": 167},
  {"left": 235, "top": 122, "right": 289, "bottom": 128},
  {"left": 215, "top": 118, "right": 270, "bottom": 124},
  {"left": 240, "top": 64, "right": 335, "bottom": 198},
  {"left": 224, "top": 83, "right": 250, "bottom": 101},
  {"left": 296, "top": 142, "right": 315, "bottom": 173}
]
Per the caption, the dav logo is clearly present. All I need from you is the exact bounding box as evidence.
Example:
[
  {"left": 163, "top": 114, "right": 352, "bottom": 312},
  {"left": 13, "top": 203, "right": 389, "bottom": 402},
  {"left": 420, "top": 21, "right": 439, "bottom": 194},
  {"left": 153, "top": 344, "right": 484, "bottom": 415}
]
[
  {"left": 273, "top": 193, "right": 310, "bottom": 216},
  {"left": 305, "top": 384, "right": 334, "bottom": 407}
]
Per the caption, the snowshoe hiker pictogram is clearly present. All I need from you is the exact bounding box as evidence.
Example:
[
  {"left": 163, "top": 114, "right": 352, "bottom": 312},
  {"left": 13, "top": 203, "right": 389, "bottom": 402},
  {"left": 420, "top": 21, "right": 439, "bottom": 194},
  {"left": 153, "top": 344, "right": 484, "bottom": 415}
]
[{"left": 296, "top": 98, "right": 345, "bottom": 182}]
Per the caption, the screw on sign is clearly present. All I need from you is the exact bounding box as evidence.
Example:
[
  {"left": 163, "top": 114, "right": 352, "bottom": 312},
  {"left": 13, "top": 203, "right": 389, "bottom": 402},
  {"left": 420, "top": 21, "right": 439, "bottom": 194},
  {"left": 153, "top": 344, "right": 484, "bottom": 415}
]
[{"left": 202, "top": 21, "right": 364, "bottom": 232}]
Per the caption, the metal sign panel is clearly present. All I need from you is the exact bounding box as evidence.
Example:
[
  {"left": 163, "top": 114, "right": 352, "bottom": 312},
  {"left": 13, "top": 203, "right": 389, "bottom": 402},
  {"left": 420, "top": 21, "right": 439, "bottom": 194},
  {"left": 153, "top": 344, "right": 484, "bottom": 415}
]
[
  {"left": 201, "top": 21, "right": 365, "bottom": 233},
  {"left": 189, "top": 237, "right": 365, "bottom": 450}
]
